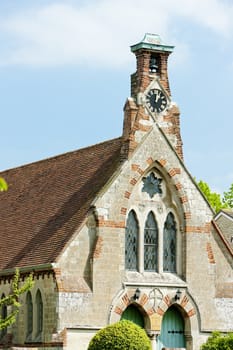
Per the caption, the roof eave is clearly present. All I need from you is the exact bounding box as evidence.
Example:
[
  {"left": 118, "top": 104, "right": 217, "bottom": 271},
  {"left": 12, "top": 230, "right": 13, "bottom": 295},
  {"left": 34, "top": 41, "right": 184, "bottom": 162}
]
[{"left": 0, "top": 263, "right": 54, "bottom": 277}]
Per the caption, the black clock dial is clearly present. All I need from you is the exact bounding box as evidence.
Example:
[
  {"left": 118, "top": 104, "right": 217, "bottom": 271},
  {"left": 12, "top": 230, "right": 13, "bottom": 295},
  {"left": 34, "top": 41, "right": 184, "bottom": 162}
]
[{"left": 146, "top": 88, "right": 167, "bottom": 113}]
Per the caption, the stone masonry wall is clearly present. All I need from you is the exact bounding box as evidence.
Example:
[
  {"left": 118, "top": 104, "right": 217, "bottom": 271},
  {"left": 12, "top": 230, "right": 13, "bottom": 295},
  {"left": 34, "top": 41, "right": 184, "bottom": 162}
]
[{"left": 54, "top": 121, "right": 233, "bottom": 350}]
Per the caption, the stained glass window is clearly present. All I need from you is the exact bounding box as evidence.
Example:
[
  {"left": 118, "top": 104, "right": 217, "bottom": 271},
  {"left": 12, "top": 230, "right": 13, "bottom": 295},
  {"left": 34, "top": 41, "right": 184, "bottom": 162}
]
[
  {"left": 125, "top": 210, "right": 139, "bottom": 271},
  {"left": 163, "top": 212, "right": 177, "bottom": 272},
  {"left": 144, "top": 211, "right": 158, "bottom": 271},
  {"left": 142, "top": 173, "right": 162, "bottom": 198}
]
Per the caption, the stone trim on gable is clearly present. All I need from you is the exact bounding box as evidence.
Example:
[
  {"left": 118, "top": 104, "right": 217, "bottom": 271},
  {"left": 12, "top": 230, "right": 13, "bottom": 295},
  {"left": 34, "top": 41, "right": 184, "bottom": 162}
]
[{"left": 118, "top": 156, "right": 192, "bottom": 225}]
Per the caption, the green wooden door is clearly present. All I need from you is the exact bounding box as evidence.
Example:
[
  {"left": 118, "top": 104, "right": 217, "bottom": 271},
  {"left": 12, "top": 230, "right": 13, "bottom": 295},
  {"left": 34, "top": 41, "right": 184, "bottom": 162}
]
[
  {"left": 158, "top": 306, "right": 185, "bottom": 349},
  {"left": 121, "top": 305, "right": 144, "bottom": 328}
]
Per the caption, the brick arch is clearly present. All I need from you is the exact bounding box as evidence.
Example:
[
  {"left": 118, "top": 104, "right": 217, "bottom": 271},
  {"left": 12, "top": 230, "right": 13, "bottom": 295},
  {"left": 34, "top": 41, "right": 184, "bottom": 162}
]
[
  {"left": 157, "top": 289, "right": 201, "bottom": 335},
  {"left": 119, "top": 156, "right": 192, "bottom": 225},
  {"left": 109, "top": 288, "right": 163, "bottom": 331},
  {"left": 109, "top": 287, "right": 201, "bottom": 340}
]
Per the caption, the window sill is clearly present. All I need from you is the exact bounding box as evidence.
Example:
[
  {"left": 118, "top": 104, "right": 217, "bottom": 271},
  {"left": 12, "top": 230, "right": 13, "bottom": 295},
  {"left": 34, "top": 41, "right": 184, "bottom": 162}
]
[{"left": 124, "top": 271, "right": 186, "bottom": 287}]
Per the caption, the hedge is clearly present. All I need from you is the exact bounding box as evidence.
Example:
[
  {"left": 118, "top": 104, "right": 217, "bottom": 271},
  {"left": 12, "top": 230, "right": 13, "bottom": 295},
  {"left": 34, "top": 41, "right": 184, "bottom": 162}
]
[{"left": 88, "top": 320, "right": 151, "bottom": 350}]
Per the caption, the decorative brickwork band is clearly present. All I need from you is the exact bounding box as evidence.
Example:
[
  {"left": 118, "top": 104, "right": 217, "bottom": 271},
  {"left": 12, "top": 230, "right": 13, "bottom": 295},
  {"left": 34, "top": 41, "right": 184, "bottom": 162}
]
[
  {"left": 146, "top": 157, "right": 154, "bottom": 165},
  {"left": 180, "top": 295, "right": 189, "bottom": 308},
  {"left": 97, "top": 220, "right": 125, "bottom": 228},
  {"left": 163, "top": 295, "right": 171, "bottom": 307},
  {"left": 187, "top": 308, "right": 196, "bottom": 317},
  {"left": 131, "top": 164, "right": 144, "bottom": 176},
  {"left": 184, "top": 212, "right": 192, "bottom": 219},
  {"left": 175, "top": 182, "right": 182, "bottom": 191},
  {"left": 185, "top": 224, "right": 211, "bottom": 234},
  {"left": 157, "top": 307, "right": 165, "bottom": 316},
  {"left": 93, "top": 236, "right": 103, "bottom": 258},
  {"left": 147, "top": 307, "right": 156, "bottom": 316},
  {"left": 130, "top": 177, "right": 137, "bottom": 186},
  {"left": 124, "top": 191, "right": 131, "bottom": 199},
  {"left": 206, "top": 242, "right": 215, "bottom": 264},
  {"left": 120, "top": 207, "right": 127, "bottom": 215},
  {"left": 138, "top": 124, "right": 151, "bottom": 132},
  {"left": 158, "top": 159, "right": 167, "bottom": 167},
  {"left": 180, "top": 196, "right": 188, "bottom": 204},
  {"left": 131, "top": 164, "right": 140, "bottom": 171},
  {"left": 122, "top": 293, "right": 130, "bottom": 306},
  {"left": 168, "top": 167, "right": 181, "bottom": 177},
  {"left": 139, "top": 293, "right": 149, "bottom": 306},
  {"left": 110, "top": 288, "right": 199, "bottom": 336},
  {"left": 137, "top": 167, "right": 144, "bottom": 176},
  {"left": 114, "top": 306, "right": 123, "bottom": 315}
]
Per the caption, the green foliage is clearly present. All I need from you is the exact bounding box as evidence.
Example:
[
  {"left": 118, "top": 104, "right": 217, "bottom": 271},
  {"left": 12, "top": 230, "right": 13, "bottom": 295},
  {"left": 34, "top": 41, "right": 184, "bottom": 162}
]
[
  {"left": 0, "top": 269, "right": 34, "bottom": 330},
  {"left": 0, "top": 177, "right": 8, "bottom": 192},
  {"left": 201, "top": 331, "right": 233, "bottom": 350},
  {"left": 223, "top": 183, "right": 233, "bottom": 208},
  {"left": 88, "top": 320, "right": 151, "bottom": 350},
  {"left": 197, "top": 180, "right": 228, "bottom": 212}
]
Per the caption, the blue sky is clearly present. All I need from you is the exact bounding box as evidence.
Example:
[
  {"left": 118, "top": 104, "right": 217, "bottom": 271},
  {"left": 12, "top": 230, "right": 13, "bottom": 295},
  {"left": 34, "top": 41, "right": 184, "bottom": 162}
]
[{"left": 0, "top": 0, "right": 233, "bottom": 195}]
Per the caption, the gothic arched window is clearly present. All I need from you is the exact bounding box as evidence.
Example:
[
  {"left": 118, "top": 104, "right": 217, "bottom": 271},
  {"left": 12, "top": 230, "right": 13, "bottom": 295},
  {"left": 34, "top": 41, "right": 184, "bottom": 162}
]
[
  {"left": 0, "top": 294, "right": 7, "bottom": 339},
  {"left": 125, "top": 210, "right": 139, "bottom": 271},
  {"left": 26, "top": 291, "right": 33, "bottom": 338},
  {"left": 163, "top": 212, "right": 177, "bottom": 272},
  {"left": 36, "top": 290, "right": 43, "bottom": 337},
  {"left": 144, "top": 211, "right": 158, "bottom": 271}
]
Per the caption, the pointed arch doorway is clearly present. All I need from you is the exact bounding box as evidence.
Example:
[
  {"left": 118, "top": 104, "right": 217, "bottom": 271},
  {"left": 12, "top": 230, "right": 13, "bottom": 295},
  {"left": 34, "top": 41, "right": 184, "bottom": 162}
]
[
  {"left": 120, "top": 304, "right": 144, "bottom": 328},
  {"left": 158, "top": 306, "right": 185, "bottom": 349}
]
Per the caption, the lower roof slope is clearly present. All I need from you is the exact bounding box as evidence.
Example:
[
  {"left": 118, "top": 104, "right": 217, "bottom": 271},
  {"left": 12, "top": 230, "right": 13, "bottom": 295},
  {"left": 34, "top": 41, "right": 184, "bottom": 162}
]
[{"left": 0, "top": 137, "right": 122, "bottom": 271}]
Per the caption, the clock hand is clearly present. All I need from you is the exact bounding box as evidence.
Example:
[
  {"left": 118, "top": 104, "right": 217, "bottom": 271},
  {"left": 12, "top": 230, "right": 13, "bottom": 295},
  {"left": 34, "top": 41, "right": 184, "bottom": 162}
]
[{"left": 155, "top": 93, "right": 160, "bottom": 103}]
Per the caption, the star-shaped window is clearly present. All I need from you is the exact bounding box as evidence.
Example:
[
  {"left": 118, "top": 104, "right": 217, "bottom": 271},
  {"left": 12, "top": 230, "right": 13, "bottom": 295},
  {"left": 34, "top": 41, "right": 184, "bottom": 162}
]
[{"left": 142, "top": 173, "right": 162, "bottom": 198}]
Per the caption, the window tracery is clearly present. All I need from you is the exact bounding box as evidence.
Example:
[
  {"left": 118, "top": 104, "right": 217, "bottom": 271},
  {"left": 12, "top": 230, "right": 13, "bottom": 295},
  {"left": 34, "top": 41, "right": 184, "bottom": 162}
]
[
  {"left": 125, "top": 170, "right": 180, "bottom": 275},
  {"left": 144, "top": 211, "right": 158, "bottom": 271},
  {"left": 163, "top": 212, "right": 177, "bottom": 272},
  {"left": 125, "top": 210, "right": 139, "bottom": 271}
]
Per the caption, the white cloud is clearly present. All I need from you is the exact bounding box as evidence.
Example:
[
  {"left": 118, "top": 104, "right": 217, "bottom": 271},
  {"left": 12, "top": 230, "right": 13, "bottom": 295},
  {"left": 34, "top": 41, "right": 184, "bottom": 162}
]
[
  {"left": 168, "top": 0, "right": 233, "bottom": 36},
  {"left": 0, "top": 0, "right": 232, "bottom": 67}
]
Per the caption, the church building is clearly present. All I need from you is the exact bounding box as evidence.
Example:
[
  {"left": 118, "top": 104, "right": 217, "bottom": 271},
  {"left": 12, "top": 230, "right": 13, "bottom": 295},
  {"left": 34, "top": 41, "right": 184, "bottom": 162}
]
[{"left": 0, "top": 33, "right": 232, "bottom": 350}]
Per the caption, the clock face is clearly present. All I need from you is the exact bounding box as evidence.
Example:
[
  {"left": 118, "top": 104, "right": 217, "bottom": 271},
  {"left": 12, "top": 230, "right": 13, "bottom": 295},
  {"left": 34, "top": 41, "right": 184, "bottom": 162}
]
[{"left": 146, "top": 88, "right": 167, "bottom": 113}]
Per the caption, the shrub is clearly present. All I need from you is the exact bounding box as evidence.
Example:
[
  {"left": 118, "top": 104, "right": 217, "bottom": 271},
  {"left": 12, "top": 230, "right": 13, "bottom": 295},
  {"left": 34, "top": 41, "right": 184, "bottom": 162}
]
[
  {"left": 201, "top": 331, "right": 233, "bottom": 350},
  {"left": 88, "top": 320, "right": 151, "bottom": 350}
]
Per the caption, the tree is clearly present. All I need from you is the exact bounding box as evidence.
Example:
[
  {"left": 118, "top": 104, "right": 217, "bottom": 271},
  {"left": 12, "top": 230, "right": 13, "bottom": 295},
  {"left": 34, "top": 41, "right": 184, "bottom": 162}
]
[
  {"left": 201, "top": 331, "right": 233, "bottom": 349},
  {"left": 197, "top": 180, "right": 227, "bottom": 212},
  {"left": 0, "top": 269, "right": 34, "bottom": 330},
  {"left": 0, "top": 177, "right": 7, "bottom": 192},
  {"left": 0, "top": 178, "right": 33, "bottom": 330},
  {"left": 223, "top": 183, "right": 233, "bottom": 208},
  {"left": 88, "top": 320, "right": 151, "bottom": 350}
]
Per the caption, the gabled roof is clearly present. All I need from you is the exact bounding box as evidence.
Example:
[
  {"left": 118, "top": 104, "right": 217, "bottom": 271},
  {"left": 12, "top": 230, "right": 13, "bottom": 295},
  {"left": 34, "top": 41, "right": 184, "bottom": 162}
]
[
  {"left": 0, "top": 137, "right": 122, "bottom": 271},
  {"left": 213, "top": 209, "right": 233, "bottom": 256},
  {"left": 215, "top": 209, "right": 233, "bottom": 221}
]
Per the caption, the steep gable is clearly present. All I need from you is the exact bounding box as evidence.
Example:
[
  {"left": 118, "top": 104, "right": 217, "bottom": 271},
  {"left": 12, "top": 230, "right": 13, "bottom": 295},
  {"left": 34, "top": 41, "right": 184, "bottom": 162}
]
[
  {"left": 214, "top": 209, "right": 233, "bottom": 253},
  {"left": 0, "top": 137, "right": 122, "bottom": 270}
]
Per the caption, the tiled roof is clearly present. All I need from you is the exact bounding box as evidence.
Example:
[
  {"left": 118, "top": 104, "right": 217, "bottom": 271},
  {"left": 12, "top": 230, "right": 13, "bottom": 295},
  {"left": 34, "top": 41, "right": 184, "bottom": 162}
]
[
  {"left": 221, "top": 209, "right": 233, "bottom": 218},
  {"left": 0, "top": 137, "right": 122, "bottom": 271},
  {"left": 214, "top": 209, "right": 233, "bottom": 220}
]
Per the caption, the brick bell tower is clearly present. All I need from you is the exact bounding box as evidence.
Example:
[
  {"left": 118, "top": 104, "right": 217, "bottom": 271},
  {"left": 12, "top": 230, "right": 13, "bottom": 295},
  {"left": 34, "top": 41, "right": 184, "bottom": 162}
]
[{"left": 122, "top": 33, "right": 183, "bottom": 160}]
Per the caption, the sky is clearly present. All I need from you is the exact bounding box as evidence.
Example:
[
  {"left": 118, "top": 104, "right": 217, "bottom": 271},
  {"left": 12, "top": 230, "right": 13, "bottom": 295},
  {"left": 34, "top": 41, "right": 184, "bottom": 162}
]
[{"left": 0, "top": 0, "right": 233, "bottom": 195}]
